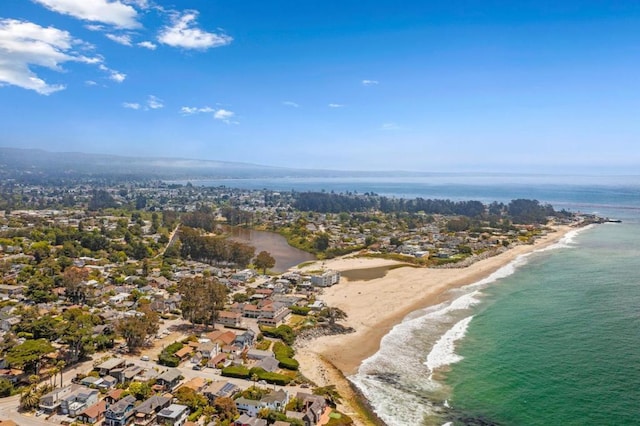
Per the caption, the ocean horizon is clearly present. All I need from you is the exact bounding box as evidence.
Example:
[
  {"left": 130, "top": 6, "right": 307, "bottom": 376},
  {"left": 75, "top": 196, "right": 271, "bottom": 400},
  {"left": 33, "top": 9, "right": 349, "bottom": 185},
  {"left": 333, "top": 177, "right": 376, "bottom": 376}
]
[{"left": 195, "top": 175, "right": 640, "bottom": 425}]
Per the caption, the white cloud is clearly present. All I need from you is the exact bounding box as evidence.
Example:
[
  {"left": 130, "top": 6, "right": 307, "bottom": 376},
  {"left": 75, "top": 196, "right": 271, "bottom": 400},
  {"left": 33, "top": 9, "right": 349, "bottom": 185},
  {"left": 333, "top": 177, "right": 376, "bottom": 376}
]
[
  {"left": 109, "top": 70, "right": 126, "bottom": 82},
  {"left": 123, "top": 0, "right": 149, "bottom": 9},
  {"left": 282, "top": 101, "right": 299, "bottom": 108},
  {"left": 181, "top": 106, "right": 214, "bottom": 115},
  {"left": 147, "top": 95, "right": 163, "bottom": 109},
  {"left": 362, "top": 79, "right": 379, "bottom": 86},
  {"left": 122, "top": 102, "right": 140, "bottom": 109},
  {"left": 137, "top": 40, "right": 156, "bottom": 50},
  {"left": 328, "top": 103, "right": 344, "bottom": 108},
  {"left": 85, "top": 24, "right": 105, "bottom": 31},
  {"left": 105, "top": 33, "right": 132, "bottom": 46},
  {"left": 0, "top": 18, "right": 101, "bottom": 95},
  {"left": 158, "top": 10, "right": 232, "bottom": 50},
  {"left": 99, "top": 64, "right": 126, "bottom": 82},
  {"left": 85, "top": 80, "right": 97, "bottom": 86},
  {"left": 33, "top": 0, "right": 140, "bottom": 29},
  {"left": 213, "top": 108, "right": 237, "bottom": 124}
]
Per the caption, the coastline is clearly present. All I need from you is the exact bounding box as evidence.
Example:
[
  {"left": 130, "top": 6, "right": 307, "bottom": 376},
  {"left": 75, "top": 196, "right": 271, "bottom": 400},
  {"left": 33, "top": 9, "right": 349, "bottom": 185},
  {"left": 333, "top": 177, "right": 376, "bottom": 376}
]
[{"left": 294, "top": 224, "right": 576, "bottom": 425}]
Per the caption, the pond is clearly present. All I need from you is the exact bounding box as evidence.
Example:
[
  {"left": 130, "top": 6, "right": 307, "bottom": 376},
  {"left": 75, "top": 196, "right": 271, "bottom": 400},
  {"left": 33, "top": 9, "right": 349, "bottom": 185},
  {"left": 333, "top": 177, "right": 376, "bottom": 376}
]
[{"left": 223, "top": 226, "right": 316, "bottom": 273}]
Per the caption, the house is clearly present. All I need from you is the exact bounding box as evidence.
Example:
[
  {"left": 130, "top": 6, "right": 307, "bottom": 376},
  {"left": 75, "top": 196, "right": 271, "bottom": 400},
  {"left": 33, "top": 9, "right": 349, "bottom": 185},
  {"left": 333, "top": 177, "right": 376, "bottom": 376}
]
[
  {"left": 156, "top": 368, "right": 182, "bottom": 391},
  {"left": 133, "top": 395, "right": 172, "bottom": 426},
  {"left": 111, "top": 365, "right": 144, "bottom": 384},
  {"left": 255, "top": 356, "right": 279, "bottom": 373},
  {"left": 96, "top": 358, "right": 126, "bottom": 376},
  {"left": 235, "top": 397, "right": 261, "bottom": 417},
  {"left": 217, "top": 311, "right": 243, "bottom": 328},
  {"left": 288, "top": 393, "right": 328, "bottom": 426},
  {"left": 206, "top": 330, "right": 237, "bottom": 347},
  {"left": 104, "top": 394, "right": 136, "bottom": 426},
  {"left": 39, "top": 384, "right": 78, "bottom": 413},
  {"left": 156, "top": 404, "right": 189, "bottom": 426},
  {"left": 310, "top": 271, "right": 340, "bottom": 287},
  {"left": 257, "top": 302, "right": 290, "bottom": 327},
  {"left": 77, "top": 400, "right": 107, "bottom": 425},
  {"left": 233, "top": 330, "right": 256, "bottom": 348},
  {"left": 100, "top": 375, "right": 118, "bottom": 389},
  {"left": 206, "top": 353, "right": 228, "bottom": 369},
  {"left": 173, "top": 346, "right": 192, "bottom": 362},
  {"left": 178, "top": 377, "right": 206, "bottom": 393},
  {"left": 196, "top": 341, "right": 218, "bottom": 359},
  {"left": 234, "top": 414, "right": 267, "bottom": 426},
  {"left": 203, "top": 381, "right": 240, "bottom": 403},
  {"left": 246, "top": 349, "right": 272, "bottom": 360},
  {"left": 260, "top": 389, "right": 289, "bottom": 412},
  {"left": 105, "top": 388, "right": 125, "bottom": 404},
  {"left": 60, "top": 386, "right": 99, "bottom": 417}
]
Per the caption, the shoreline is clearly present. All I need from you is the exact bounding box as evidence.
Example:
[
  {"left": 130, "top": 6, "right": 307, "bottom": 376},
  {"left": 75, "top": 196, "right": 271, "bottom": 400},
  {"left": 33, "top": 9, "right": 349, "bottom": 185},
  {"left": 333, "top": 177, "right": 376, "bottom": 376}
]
[{"left": 294, "top": 224, "right": 577, "bottom": 425}]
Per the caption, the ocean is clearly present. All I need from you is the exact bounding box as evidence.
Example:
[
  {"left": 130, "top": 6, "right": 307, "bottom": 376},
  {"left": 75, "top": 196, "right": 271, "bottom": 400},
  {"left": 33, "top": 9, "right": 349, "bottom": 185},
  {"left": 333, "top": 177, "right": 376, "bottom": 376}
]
[{"left": 196, "top": 175, "right": 640, "bottom": 425}]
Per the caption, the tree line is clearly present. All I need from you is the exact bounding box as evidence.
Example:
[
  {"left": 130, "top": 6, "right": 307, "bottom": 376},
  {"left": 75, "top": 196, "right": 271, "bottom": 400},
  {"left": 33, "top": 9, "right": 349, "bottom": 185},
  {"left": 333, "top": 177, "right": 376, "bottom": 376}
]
[
  {"left": 293, "top": 192, "right": 559, "bottom": 224},
  {"left": 178, "top": 226, "right": 255, "bottom": 267}
]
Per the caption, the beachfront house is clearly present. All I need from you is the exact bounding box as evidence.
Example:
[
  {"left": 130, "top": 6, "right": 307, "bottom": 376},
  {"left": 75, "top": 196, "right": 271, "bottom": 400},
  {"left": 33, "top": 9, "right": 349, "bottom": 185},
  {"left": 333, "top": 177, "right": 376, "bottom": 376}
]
[{"left": 310, "top": 271, "right": 340, "bottom": 287}]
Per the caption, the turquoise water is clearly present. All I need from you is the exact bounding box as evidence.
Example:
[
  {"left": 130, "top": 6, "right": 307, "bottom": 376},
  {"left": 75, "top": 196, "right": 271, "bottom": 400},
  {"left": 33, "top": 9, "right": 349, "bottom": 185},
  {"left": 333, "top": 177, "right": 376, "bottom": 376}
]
[{"left": 446, "top": 217, "right": 640, "bottom": 425}]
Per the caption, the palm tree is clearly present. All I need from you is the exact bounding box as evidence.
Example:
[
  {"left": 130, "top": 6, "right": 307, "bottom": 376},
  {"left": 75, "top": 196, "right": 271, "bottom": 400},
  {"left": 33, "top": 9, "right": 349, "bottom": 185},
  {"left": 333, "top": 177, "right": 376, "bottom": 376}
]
[
  {"left": 20, "top": 386, "right": 40, "bottom": 411},
  {"left": 57, "top": 360, "right": 66, "bottom": 388},
  {"left": 50, "top": 366, "right": 60, "bottom": 388}
]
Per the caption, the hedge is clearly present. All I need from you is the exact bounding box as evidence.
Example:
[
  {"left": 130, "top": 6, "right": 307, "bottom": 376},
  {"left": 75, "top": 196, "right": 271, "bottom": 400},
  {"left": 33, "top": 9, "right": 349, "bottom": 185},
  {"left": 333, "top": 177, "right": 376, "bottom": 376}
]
[
  {"left": 277, "top": 357, "right": 299, "bottom": 370},
  {"left": 158, "top": 341, "right": 184, "bottom": 367},
  {"left": 249, "top": 367, "right": 292, "bottom": 386},
  {"left": 290, "top": 306, "right": 311, "bottom": 316},
  {"left": 221, "top": 365, "right": 250, "bottom": 379},
  {"left": 259, "top": 325, "right": 295, "bottom": 345},
  {"left": 273, "top": 342, "right": 298, "bottom": 371}
]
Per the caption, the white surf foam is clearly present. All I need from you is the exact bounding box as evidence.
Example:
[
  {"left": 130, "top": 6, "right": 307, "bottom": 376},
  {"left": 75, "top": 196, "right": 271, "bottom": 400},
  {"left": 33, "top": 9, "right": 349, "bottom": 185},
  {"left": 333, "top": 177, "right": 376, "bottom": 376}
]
[
  {"left": 537, "top": 224, "right": 595, "bottom": 252},
  {"left": 425, "top": 316, "right": 474, "bottom": 376}
]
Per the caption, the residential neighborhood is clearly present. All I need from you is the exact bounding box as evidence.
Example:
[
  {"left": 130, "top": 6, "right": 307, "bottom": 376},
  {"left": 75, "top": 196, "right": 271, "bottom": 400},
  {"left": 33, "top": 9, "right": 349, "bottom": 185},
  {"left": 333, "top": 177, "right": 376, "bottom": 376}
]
[{"left": 0, "top": 179, "right": 599, "bottom": 426}]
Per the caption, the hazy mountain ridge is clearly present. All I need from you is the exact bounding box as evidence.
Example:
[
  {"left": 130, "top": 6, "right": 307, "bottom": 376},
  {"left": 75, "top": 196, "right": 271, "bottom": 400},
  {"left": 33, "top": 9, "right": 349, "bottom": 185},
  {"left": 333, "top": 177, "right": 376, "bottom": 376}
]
[{"left": 0, "top": 147, "right": 431, "bottom": 181}]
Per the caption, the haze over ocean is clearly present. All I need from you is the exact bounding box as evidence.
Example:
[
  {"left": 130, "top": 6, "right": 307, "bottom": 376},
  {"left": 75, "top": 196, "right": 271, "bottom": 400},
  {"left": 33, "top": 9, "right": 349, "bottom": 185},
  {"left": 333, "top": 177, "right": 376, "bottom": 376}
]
[{"left": 200, "top": 175, "right": 640, "bottom": 425}]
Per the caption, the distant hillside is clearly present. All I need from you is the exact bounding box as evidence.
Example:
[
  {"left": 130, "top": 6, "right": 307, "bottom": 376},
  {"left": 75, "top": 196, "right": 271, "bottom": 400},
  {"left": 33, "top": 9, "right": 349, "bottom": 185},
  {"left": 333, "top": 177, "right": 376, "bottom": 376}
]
[{"left": 0, "top": 147, "right": 425, "bottom": 182}]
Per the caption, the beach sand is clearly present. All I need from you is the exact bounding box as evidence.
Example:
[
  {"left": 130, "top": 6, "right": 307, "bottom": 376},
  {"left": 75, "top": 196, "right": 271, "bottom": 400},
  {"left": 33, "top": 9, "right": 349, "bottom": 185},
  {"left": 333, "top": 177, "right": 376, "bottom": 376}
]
[{"left": 294, "top": 225, "right": 574, "bottom": 425}]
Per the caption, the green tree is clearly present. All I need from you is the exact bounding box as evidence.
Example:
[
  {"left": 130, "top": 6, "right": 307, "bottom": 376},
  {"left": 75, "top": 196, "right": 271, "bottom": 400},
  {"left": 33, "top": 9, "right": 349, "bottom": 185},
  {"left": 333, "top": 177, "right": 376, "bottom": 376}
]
[
  {"left": 128, "top": 381, "right": 152, "bottom": 400},
  {"left": 0, "top": 378, "right": 13, "bottom": 397},
  {"left": 174, "top": 386, "right": 207, "bottom": 411},
  {"left": 313, "top": 233, "right": 330, "bottom": 251},
  {"left": 214, "top": 396, "right": 238, "bottom": 422},
  {"left": 115, "top": 306, "right": 159, "bottom": 352},
  {"left": 62, "top": 266, "right": 89, "bottom": 304},
  {"left": 179, "top": 276, "right": 227, "bottom": 329},
  {"left": 60, "top": 308, "right": 99, "bottom": 363},
  {"left": 6, "top": 339, "right": 54, "bottom": 375},
  {"left": 254, "top": 251, "right": 276, "bottom": 274}
]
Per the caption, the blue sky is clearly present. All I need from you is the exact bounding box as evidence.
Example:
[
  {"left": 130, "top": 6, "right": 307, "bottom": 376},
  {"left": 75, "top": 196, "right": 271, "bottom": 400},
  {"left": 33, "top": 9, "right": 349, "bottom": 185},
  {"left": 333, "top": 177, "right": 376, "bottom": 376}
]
[{"left": 1, "top": 1, "right": 640, "bottom": 173}]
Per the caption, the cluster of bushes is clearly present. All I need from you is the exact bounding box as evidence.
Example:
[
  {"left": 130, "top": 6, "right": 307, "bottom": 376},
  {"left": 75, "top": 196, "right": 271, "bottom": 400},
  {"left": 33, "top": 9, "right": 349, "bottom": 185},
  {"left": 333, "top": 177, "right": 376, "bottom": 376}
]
[
  {"left": 259, "top": 324, "right": 295, "bottom": 345},
  {"left": 273, "top": 342, "right": 299, "bottom": 371},
  {"left": 221, "top": 366, "right": 291, "bottom": 386},
  {"left": 158, "top": 341, "right": 184, "bottom": 367},
  {"left": 289, "top": 306, "right": 310, "bottom": 316}
]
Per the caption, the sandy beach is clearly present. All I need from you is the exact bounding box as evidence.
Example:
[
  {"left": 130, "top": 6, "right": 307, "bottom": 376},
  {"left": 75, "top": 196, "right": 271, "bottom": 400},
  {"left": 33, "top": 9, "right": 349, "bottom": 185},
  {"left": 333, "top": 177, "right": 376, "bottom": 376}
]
[{"left": 294, "top": 225, "right": 574, "bottom": 425}]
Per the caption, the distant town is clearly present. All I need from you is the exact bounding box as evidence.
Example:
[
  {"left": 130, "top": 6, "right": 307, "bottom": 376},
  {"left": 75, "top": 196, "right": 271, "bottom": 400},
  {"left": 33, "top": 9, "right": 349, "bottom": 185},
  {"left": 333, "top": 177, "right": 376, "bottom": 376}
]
[{"left": 0, "top": 178, "right": 600, "bottom": 426}]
